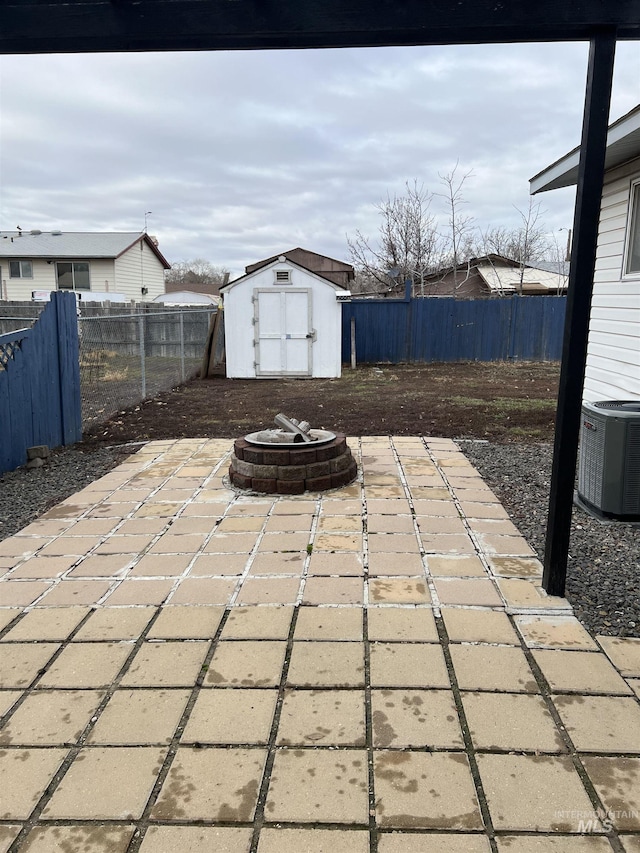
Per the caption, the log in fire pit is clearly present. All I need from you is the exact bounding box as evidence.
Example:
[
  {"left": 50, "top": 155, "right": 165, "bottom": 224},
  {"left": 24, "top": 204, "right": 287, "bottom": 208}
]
[{"left": 229, "top": 414, "right": 357, "bottom": 494}]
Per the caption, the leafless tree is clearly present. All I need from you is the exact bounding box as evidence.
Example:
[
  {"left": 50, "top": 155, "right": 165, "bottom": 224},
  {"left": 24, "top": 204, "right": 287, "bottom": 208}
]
[
  {"left": 347, "top": 181, "right": 442, "bottom": 295},
  {"left": 480, "top": 199, "right": 551, "bottom": 292},
  {"left": 436, "top": 163, "right": 476, "bottom": 293},
  {"left": 165, "top": 259, "right": 230, "bottom": 295}
]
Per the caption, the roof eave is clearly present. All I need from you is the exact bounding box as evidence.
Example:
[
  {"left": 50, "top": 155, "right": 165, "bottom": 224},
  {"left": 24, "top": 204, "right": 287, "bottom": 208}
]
[{"left": 530, "top": 102, "right": 640, "bottom": 194}]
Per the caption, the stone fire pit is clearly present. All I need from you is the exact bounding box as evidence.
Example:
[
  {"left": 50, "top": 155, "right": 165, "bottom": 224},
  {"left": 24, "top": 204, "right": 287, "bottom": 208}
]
[{"left": 229, "top": 414, "right": 357, "bottom": 494}]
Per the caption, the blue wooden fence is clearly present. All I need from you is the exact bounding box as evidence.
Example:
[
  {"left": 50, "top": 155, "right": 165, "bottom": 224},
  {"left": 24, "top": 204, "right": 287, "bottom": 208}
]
[
  {"left": 0, "top": 292, "right": 82, "bottom": 474},
  {"left": 341, "top": 294, "right": 566, "bottom": 363}
]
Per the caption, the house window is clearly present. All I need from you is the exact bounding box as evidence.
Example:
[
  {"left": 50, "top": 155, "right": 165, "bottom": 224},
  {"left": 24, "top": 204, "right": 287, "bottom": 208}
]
[
  {"left": 275, "top": 270, "right": 291, "bottom": 283},
  {"left": 9, "top": 260, "right": 33, "bottom": 278},
  {"left": 624, "top": 179, "right": 640, "bottom": 275},
  {"left": 56, "top": 262, "right": 90, "bottom": 291}
]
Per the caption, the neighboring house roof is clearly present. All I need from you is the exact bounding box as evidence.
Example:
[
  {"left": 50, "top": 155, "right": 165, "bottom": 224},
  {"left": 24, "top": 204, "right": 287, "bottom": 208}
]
[
  {"left": 221, "top": 256, "right": 348, "bottom": 292},
  {"left": 245, "top": 247, "right": 354, "bottom": 282},
  {"left": 530, "top": 102, "right": 640, "bottom": 193},
  {"left": 0, "top": 230, "right": 171, "bottom": 269},
  {"left": 153, "top": 290, "right": 219, "bottom": 305},
  {"left": 423, "top": 254, "right": 568, "bottom": 294},
  {"left": 475, "top": 260, "right": 567, "bottom": 294}
]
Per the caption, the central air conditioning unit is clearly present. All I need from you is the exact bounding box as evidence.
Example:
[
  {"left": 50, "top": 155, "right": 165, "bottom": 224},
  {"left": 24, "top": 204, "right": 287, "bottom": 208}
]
[{"left": 578, "top": 400, "right": 640, "bottom": 520}]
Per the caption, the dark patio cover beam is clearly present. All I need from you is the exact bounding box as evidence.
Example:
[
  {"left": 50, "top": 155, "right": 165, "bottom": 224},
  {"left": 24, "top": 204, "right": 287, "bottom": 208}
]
[
  {"left": 0, "top": 0, "right": 639, "bottom": 54},
  {"left": 543, "top": 33, "right": 617, "bottom": 597}
]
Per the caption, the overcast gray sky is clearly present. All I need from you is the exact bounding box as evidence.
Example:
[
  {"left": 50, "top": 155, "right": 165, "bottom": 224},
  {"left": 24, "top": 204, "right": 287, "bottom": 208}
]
[{"left": 0, "top": 42, "right": 638, "bottom": 276}]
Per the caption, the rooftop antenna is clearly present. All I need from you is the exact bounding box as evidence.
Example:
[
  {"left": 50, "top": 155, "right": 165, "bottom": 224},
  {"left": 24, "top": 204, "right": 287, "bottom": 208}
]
[{"left": 144, "top": 211, "right": 152, "bottom": 233}]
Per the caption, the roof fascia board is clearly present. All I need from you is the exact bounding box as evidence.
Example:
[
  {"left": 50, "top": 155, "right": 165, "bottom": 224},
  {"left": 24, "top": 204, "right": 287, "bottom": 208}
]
[
  {"left": 222, "top": 257, "right": 344, "bottom": 292},
  {"left": 531, "top": 103, "right": 640, "bottom": 193},
  {"left": 0, "top": 1, "right": 638, "bottom": 54}
]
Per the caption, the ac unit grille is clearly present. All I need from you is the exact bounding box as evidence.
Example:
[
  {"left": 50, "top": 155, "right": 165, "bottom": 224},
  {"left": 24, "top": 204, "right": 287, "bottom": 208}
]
[
  {"left": 594, "top": 400, "right": 640, "bottom": 412},
  {"left": 623, "top": 421, "right": 640, "bottom": 513},
  {"left": 578, "top": 411, "right": 606, "bottom": 506},
  {"left": 578, "top": 400, "right": 640, "bottom": 519}
]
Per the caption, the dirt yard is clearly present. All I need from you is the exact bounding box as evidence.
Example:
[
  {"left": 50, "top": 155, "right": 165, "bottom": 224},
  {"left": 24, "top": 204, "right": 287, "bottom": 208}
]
[{"left": 83, "top": 361, "right": 560, "bottom": 445}]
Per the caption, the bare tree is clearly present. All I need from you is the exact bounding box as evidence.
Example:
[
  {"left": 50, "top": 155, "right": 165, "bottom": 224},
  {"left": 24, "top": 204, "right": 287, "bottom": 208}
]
[
  {"left": 436, "top": 163, "right": 476, "bottom": 293},
  {"left": 165, "top": 259, "right": 230, "bottom": 295},
  {"left": 481, "top": 199, "right": 551, "bottom": 291},
  {"left": 347, "top": 181, "right": 441, "bottom": 295}
]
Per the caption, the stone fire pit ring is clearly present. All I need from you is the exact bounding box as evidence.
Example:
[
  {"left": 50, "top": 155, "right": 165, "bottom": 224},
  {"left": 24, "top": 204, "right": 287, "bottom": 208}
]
[{"left": 229, "top": 432, "right": 357, "bottom": 494}]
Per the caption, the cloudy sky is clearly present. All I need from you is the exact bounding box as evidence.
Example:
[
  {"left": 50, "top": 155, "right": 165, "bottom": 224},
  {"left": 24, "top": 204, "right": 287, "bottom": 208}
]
[{"left": 0, "top": 41, "right": 638, "bottom": 277}]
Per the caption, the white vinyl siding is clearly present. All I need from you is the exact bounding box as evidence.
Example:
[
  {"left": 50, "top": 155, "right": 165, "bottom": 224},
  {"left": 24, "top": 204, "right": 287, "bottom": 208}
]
[
  {"left": 583, "top": 156, "right": 640, "bottom": 403},
  {"left": 114, "top": 240, "right": 165, "bottom": 301},
  {"left": 1, "top": 258, "right": 115, "bottom": 300}
]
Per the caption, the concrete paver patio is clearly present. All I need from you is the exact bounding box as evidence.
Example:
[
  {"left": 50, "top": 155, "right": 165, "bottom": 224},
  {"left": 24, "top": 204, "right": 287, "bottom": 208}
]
[{"left": 1, "top": 436, "right": 639, "bottom": 852}]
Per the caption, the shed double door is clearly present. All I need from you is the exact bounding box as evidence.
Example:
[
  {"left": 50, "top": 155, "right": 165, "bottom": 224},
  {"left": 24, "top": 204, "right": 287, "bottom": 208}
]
[{"left": 253, "top": 288, "right": 313, "bottom": 376}]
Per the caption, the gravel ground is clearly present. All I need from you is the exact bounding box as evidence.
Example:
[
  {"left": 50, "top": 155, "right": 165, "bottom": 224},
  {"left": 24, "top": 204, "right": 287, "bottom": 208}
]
[
  {"left": 1, "top": 440, "right": 637, "bottom": 638},
  {"left": 463, "top": 441, "right": 640, "bottom": 638},
  {"left": 0, "top": 444, "right": 132, "bottom": 542}
]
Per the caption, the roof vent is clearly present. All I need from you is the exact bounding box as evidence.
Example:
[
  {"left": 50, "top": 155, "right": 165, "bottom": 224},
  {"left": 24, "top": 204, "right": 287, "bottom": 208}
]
[
  {"left": 51, "top": 230, "right": 62, "bottom": 236},
  {"left": 30, "top": 229, "right": 42, "bottom": 236}
]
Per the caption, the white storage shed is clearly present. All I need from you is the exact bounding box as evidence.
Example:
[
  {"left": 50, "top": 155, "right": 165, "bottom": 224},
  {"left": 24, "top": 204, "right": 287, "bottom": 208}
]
[{"left": 221, "top": 255, "right": 349, "bottom": 378}]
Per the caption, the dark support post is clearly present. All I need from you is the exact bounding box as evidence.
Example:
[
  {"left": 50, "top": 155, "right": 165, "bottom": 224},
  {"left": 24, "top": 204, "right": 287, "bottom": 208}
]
[{"left": 543, "top": 33, "right": 617, "bottom": 596}]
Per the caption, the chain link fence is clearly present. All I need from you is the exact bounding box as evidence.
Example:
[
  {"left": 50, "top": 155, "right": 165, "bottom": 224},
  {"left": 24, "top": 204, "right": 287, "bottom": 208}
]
[{"left": 78, "top": 308, "right": 216, "bottom": 428}]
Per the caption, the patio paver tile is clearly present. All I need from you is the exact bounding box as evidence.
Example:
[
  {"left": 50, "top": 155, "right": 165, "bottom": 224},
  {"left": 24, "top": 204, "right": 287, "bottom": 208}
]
[
  {"left": 427, "top": 554, "right": 486, "bottom": 576},
  {"left": 236, "top": 577, "right": 300, "bottom": 605},
  {"left": 169, "top": 578, "right": 237, "bottom": 605},
  {"left": 442, "top": 608, "right": 519, "bottom": 645},
  {"left": 295, "top": 607, "right": 363, "bottom": 640},
  {"left": 7, "top": 556, "right": 76, "bottom": 579},
  {"left": 0, "top": 689, "right": 103, "bottom": 745},
  {"left": 0, "top": 581, "right": 52, "bottom": 607},
  {"left": 182, "top": 688, "right": 277, "bottom": 744},
  {"left": 146, "top": 605, "right": 225, "bottom": 639},
  {"left": 581, "top": 756, "right": 640, "bottom": 831},
  {"left": 597, "top": 636, "right": 640, "bottom": 676},
  {"left": 371, "top": 689, "right": 463, "bottom": 748},
  {"left": 477, "top": 753, "right": 599, "bottom": 832},
  {"left": 552, "top": 694, "right": 640, "bottom": 752},
  {"left": 369, "top": 579, "right": 431, "bottom": 604},
  {"left": 2, "top": 607, "right": 89, "bottom": 641},
  {"left": 462, "top": 691, "right": 566, "bottom": 752},
  {"left": 72, "top": 607, "right": 155, "bottom": 641},
  {"left": 206, "top": 641, "right": 287, "bottom": 687},
  {"left": 450, "top": 645, "right": 538, "bottom": 692},
  {"left": 367, "top": 553, "right": 425, "bottom": 576},
  {"left": 277, "top": 689, "right": 365, "bottom": 746},
  {"left": 494, "top": 838, "right": 613, "bottom": 851},
  {"left": 67, "top": 555, "right": 134, "bottom": 578},
  {"left": 152, "top": 747, "right": 266, "bottom": 821},
  {"left": 139, "top": 827, "right": 252, "bottom": 853},
  {"left": 0, "top": 748, "right": 67, "bottom": 819},
  {"left": 128, "top": 554, "right": 193, "bottom": 577},
  {"left": 368, "top": 534, "right": 420, "bottom": 554},
  {"left": 43, "top": 747, "right": 166, "bottom": 819},
  {"left": 374, "top": 751, "right": 482, "bottom": 829},
  {"left": 20, "top": 826, "right": 134, "bottom": 853},
  {"left": 190, "top": 553, "right": 248, "bottom": 576},
  {"left": 367, "top": 607, "right": 438, "bottom": 642},
  {"left": 0, "top": 643, "right": 60, "bottom": 688},
  {"left": 379, "top": 835, "right": 491, "bottom": 852},
  {"left": 39, "top": 642, "right": 131, "bottom": 688},
  {"left": 221, "top": 607, "right": 293, "bottom": 640},
  {"left": 533, "top": 649, "right": 632, "bottom": 694},
  {"left": 38, "top": 580, "right": 113, "bottom": 606},
  {"left": 303, "top": 576, "right": 364, "bottom": 605},
  {"left": 100, "top": 579, "right": 172, "bottom": 606},
  {"left": 287, "top": 641, "right": 364, "bottom": 687},
  {"left": 433, "top": 578, "right": 502, "bottom": 606},
  {"left": 308, "top": 552, "right": 363, "bottom": 576},
  {"left": 121, "top": 641, "right": 208, "bottom": 687},
  {"left": 266, "top": 748, "right": 368, "bottom": 823},
  {"left": 515, "top": 615, "right": 599, "bottom": 650},
  {"left": 88, "top": 689, "right": 189, "bottom": 744},
  {"left": 370, "top": 643, "right": 449, "bottom": 688},
  {"left": 258, "top": 828, "right": 369, "bottom": 853}
]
